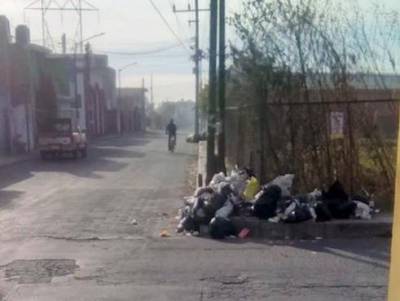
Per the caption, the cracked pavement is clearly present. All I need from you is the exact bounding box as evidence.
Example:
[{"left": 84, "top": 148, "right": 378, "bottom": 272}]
[{"left": 0, "top": 133, "right": 390, "bottom": 300}]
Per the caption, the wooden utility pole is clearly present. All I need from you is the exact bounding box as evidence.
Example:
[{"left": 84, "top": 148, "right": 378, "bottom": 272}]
[
  {"left": 194, "top": 0, "right": 200, "bottom": 139},
  {"left": 206, "top": 0, "right": 218, "bottom": 183},
  {"left": 217, "top": 0, "right": 226, "bottom": 173}
]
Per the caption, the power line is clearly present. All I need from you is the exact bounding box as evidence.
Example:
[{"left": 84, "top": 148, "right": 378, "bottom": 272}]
[
  {"left": 24, "top": 0, "right": 98, "bottom": 52},
  {"left": 97, "top": 43, "right": 186, "bottom": 56},
  {"left": 147, "top": 0, "right": 191, "bottom": 54}
]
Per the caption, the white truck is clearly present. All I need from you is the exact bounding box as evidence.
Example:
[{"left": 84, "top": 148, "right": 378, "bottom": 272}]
[{"left": 38, "top": 118, "right": 87, "bottom": 159}]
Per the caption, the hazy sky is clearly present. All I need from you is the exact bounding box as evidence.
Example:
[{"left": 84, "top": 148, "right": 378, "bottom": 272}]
[
  {"left": 0, "top": 0, "right": 399, "bottom": 103},
  {"left": 0, "top": 0, "right": 241, "bottom": 103}
]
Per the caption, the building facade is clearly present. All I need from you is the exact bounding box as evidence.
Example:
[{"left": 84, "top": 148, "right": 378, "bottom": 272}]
[
  {"left": 0, "top": 15, "right": 118, "bottom": 155},
  {"left": 118, "top": 88, "right": 147, "bottom": 133}
]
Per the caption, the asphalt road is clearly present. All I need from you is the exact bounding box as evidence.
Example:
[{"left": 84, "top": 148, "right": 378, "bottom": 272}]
[{"left": 0, "top": 133, "right": 390, "bottom": 301}]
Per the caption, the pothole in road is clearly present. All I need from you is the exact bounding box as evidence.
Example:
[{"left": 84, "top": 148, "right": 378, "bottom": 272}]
[{"left": 2, "top": 259, "right": 79, "bottom": 284}]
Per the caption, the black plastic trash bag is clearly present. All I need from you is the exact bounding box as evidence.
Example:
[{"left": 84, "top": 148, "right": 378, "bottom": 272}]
[
  {"left": 253, "top": 185, "right": 282, "bottom": 219},
  {"left": 209, "top": 217, "right": 236, "bottom": 239},
  {"left": 314, "top": 201, "right": 332, "bottom": 222},
  {"left": 323, "top": 198, "right": 357, "bottom": 219},
  {"left": 284, "top": 207, "right": 313, "bottom": 223},
  {"left": 278, "top": 198, "right": 313, "bottom": 223},
  {"left": 177, "top": 215, "right": 198, "bottom": 233},
  {"left": 321, "top": 180, "right": 357, "bottom": 219},
  {"left": 205, "top": 192, "right": 226, "bottom": 216},
  {"left": 322, "top": 180, "right": 349, "bottom": 201},
  {"left": 192, "top": 198, "right": 212, "bottom": 224}
]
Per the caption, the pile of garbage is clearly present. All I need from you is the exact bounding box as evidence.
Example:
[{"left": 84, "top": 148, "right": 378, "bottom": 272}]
[{"left": 177, "top": 168, "right": 379, "bottom": 239}]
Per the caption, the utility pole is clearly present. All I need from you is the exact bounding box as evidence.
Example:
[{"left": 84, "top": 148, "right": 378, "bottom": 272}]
[
  {"left": 61, "top": 33, "right": 67, "bottom": 54},
  {"left": 172, "top": 1, "right": 208, "bottom": 140},
  {"left": 194, "top": 0, "right": 200, "bottom": 140},
  {"left": 206, "top": 0, "right": 218, "bottom": 183},
  {"left": 217, "top": 0, "right": 226, "bottom": 173},
  {"left": 84, "top": 42, "right": 91, "bottom": 131}
]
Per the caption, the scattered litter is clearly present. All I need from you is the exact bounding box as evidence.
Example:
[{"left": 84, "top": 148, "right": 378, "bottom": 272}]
[
  {"left": 238, "top": 228, "right": 251, "bottom": 239},
  {"left": 209, "top": 217, "right": 236, "bottom": 239},
  {"left": 243, "top": 176, "right": 261, "bottom": 201},
  {"left": 177, "top": 169, "right": 380, "bottom": 240},
  {"left": 354, "top": 201, "right": 372, "bottom": 220},
  {"left": 160, "top": 230, "right": 171, "bottom": 238},
  {"left": 130, "top": 219, "right": 138, "bottom": 225}
]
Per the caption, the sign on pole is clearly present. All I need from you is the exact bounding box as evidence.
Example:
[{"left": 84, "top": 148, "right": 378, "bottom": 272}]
[{"left": 330, "top": 112, "right": 344, "bottom": 139}]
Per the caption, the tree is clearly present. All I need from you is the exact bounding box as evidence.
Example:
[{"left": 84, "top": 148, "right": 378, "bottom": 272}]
[{"left": 228, "top": 0, "right": 400, "bottom": 197}]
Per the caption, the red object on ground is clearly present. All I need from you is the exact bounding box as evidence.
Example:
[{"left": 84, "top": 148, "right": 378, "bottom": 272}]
[{"left": 239, "top": 228, "right": 250, "bottom": 239}]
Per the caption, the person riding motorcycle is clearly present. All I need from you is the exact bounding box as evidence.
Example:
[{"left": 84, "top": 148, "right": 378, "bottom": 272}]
[{"left": 166, "top": 119, "right": 177, "bottom": 151}]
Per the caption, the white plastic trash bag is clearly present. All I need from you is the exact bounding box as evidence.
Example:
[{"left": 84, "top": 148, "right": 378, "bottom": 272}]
[
  {"left": 268, "top": 174, "right": 295, "bottom": 198},
  {"left": 354, "top": 201, "right": 372, "bottom": 220},
  {"left": 226, "top": 169, "right": 248, "bottom": 195},
  {"left": 209, "top": 172, "right": 226, "bottom": 189}
]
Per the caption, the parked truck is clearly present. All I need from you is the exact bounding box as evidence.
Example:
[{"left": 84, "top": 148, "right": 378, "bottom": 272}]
[{"left": 38, "top": 118, "right": 87, "bottom": 159}]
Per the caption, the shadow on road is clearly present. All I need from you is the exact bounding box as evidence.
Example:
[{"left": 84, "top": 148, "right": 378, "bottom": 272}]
[
  {"left": 0, "top": 134, "right": 149, "bottom": 203},
  {"left": 0, "top": 190, "right": 24, "bottom": 209},
  {"left": 210, "top": 236, "right": 390, "bottom": 270},
  {"left": 93, "top": 134, "right": 151, "bottom": 148}
]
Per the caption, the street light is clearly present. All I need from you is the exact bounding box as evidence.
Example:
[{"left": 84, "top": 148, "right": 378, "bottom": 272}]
[
  {"left": 73, "top": 32, "right": 106, "bottom": 129},
  {"left": 117, "top": 62, "right": 138, "bottom": 134}
]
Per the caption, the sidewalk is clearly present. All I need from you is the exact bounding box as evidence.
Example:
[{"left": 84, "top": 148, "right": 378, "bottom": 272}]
[
  {"left": 0, "top": 152, "right": 37, "bottom": 169},
  {"left": 196, "top": 140, "right": 393, "bottom": 240}
]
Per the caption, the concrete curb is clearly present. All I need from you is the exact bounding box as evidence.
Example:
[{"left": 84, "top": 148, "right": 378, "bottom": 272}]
[{"left": 231, "top": 215, "right": 393, "bottom": 240}]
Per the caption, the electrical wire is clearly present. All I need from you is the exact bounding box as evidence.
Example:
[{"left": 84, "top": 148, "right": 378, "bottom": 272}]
[
  {"left": 97, "top": 42, "right": 188, "bottom": 56},
  {"left": 147, "top": 0, "right": 191, "bottom": 54},
  {"left": 169, "top": 0, "right": 191, "bottom": 42}
]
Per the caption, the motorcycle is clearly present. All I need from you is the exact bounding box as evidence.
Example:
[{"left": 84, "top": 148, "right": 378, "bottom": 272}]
[{"left": 168, "top": 135, "right": 176, "bottom": 152}]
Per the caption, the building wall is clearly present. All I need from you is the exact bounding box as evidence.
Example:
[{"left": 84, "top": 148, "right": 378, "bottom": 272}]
[
  {"left": 0, "top": 19, "right": 39, "bottom": 154},
  {"left": 8, "top": 42, "right": 36, "bottom": 153},
  {"left": 118, "top": 88, "right": 147, "bottom": 133},
  {"left": 45, "top": 53, "right": 117, "bottom": 136},
  {"left": 0, "top": 16, "right": 11, "bottom": 154}
]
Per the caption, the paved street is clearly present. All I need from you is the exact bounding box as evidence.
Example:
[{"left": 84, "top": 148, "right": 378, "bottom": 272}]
[{"left": 0, "top": 133, "right": 390, "bottom": 301}]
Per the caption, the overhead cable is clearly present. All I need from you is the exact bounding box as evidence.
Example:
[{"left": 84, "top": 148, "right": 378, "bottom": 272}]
[{"left": 147, "top": 0, "right": 191, "bottom": 54}]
